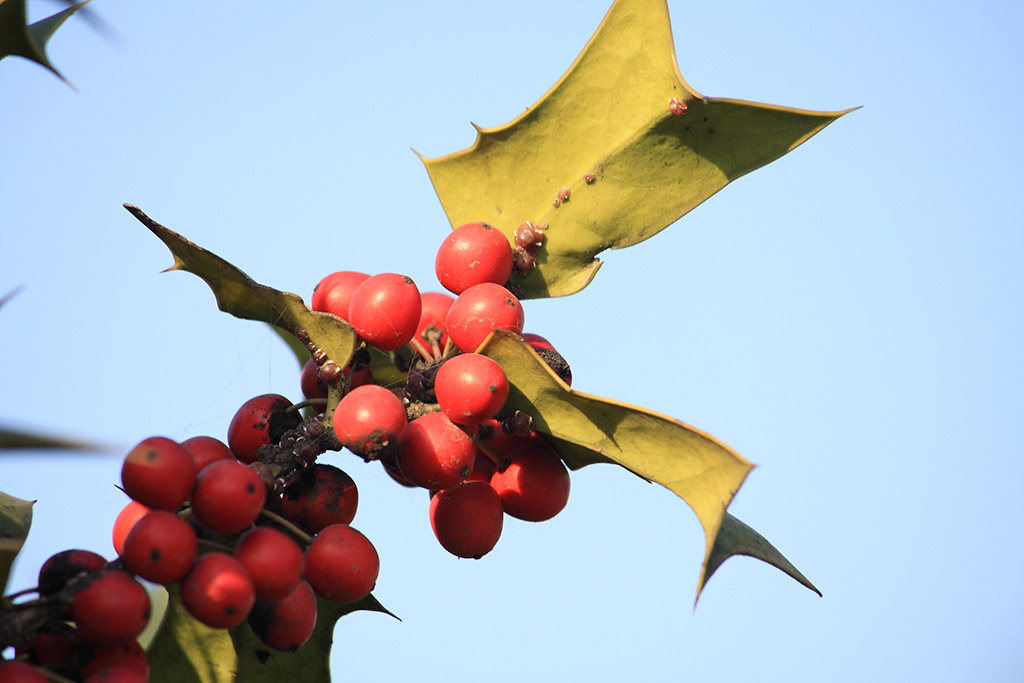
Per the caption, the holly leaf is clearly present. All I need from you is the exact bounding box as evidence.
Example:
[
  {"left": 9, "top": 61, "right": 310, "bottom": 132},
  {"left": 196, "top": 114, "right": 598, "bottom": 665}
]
[
  {"left": 125, "top": 204, "right": 358, "bottom": 374},
  {"left": 700, "top": 512, "right": 821, "bottom": 601},
  {"left": 0, "top": 0, "right": 90, "bottom": 84},
  {"left": 0, "top": 489, "right": 33, "bottom": 595},
  {"left": 421, "top": 0, "right": 855, "bottom": 298},
  {"left": 476, "top": 330, "right": 824, "bottom": 599},
  {"left": 147, "top": 586, "right": 395, "bottom": 683}
]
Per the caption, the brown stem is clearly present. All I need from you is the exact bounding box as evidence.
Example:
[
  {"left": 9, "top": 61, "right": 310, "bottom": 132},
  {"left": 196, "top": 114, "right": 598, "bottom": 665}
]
[
  {"left": 196, "top": 538, "right": 234, "bottom": 553},
  {"left": 408, "top": 337, "right": 433, "bottom": 363}
]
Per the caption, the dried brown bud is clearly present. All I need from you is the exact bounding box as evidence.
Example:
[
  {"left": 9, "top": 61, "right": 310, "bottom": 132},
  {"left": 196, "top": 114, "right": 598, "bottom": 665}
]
[
  {"left": 319, "top": 360, "right": 342, "bottom": 384},
  {"left": 669, "top": 96, "right": 688, "bottom": 116},
  {"left": 512, "top": 247, "right": 537, "bottom": 274},
  {"left": 584, "top": 172, "right": 595, "bottom": 184}
]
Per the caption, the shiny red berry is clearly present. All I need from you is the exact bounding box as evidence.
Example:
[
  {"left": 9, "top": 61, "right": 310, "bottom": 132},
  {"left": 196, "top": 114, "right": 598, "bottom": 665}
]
[
  {"left": 435, "top": 353, "right": 509, "bottom": 426},
  {"left": 446, "top": 282, "right": 525, "bottom": 352},
  {"left": 490, "top": 443, "right": 570, "bottom": 522},
  {"left": 415, "top": 291, "right": 455, "bottom": 352},
  {"left": 304, "top": 524, "right": 379, "bottom": 603},
  {"left": 333, "top": 384, "right": 407, "bottom": 460},
  {"left": 190, "top": 460, "right": 267, "bottom": 534},
  {"left": 348, "top": 273, "right": 421, "bottom": 351},
  {"left": 112, "top": 501, "right": 149, "bottom": 556},
  {"left": 311, "top": 270, "right": 370, "bottom": 321},
  {"left": 397, "top": 412, "right": 475, "bottom": 490},
  {"left": 120, "top": 436, "right": 196, "bottom": 510},
  {"left": 72, "top": 570, "right": 151, "bottom": 644},
  {"left": 180, "top": 552, "right": 255, "bottom": 629},
  {"left": 121, "top": 510, "right": 197, "bottom": 584},
  {"left": 430, "top": 481, "right": 504, "bottom": 559},
  {"left": 181, "top": 435, "right": 235, "bottom": 472},
  {"left": 435, "top": 222, "right": 513, "bottom": 295},
  {"left": 233, "top": 526, "right": 304, "bottom": 602},
  {"left": 281, "top": 464, "right": 359, "bottom": 532}
]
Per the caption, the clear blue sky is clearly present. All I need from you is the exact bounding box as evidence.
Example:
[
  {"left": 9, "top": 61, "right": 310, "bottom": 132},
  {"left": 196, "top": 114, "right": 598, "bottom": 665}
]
[{"left": 3, "top": 1, "right": 1023, "bottom": 681}]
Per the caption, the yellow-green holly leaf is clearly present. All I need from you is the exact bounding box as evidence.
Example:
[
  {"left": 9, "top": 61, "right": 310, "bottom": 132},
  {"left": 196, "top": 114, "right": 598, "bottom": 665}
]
[
  {"left": 125, "top": 204, "right": 357, "bottom": 374},
  {"left": 421, "top": 0, "right": 855, "bottom": 299},
  {"left": 147, "top": 586, "right": 395, "bottom": 683},
  {"left": 478, "top": 330, "right": 807, "bottom": 599},
  {"left": 0, "top": 0, "right": 89, "bottom": 84},
  {"left": 0, "top": 489, "right": 33, "bottom": 595},
  {"left": 700, "top": 512, "right": 821, "bottom": 601}
]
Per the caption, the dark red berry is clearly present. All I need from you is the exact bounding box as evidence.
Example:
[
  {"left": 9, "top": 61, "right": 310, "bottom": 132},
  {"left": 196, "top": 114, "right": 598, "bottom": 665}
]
[
  {"left": 16, "top": 622, "right": 79, "bottom": 671},
  {"left": 300, "top": 358, "right": 328, "bottom": 408},
  {"left": 430, "top": 481, "right": 504, "bottom": 559},
  {"left": 72, "top": 570, "right": 151, "bottom": 644},
  {"left": 446, "top": 282, "right": 525, "bottom": 352},
  {"left": 38, "top": 549, "right": 107, "bottom": 596},
  {"left": 181, "top": 435, "right": 235, "bottom": 473},
  {"left": 304, "top": 524, "right": 379, "bottom": 603},
  {"left": 435, "top": 222, "right": 514, "bottom": 295},
  {"left": 82, "top": 665, "right": 149, "bottom": 683},
  {"left": 248, "top": 579, "right": 318, "bottom": 652},
  {"left": 281, "top": 464, "right": 359, "bottom": 532},
  {"left": 120, "top": 436, "right": 197, "bottom": 510},
  {"left": 180, "top": 552, "right": 255, "bottom": 629},
  {"left": 0, "top": 661, "right": 48, "bottom": 683},
  {"left": 348, "top": 273, "right": 422, "bottom": 351},
  {"left": 79, "top": 640, "right": 149, "bottom": 680},
  {"left": 233, "top": 526, "right": 304, "bottom": 602},
  {"left": 227, "top": 394, "right": 302, "bottom": 464},
  {"left": 121, "top": 510, "right": 197, "bottom": 584},
  {"left": 397, "top": 412, "right": 475, "bottom": 490},
  {"left": 190, "top": 460, "right": 267, "bottom": 534}
]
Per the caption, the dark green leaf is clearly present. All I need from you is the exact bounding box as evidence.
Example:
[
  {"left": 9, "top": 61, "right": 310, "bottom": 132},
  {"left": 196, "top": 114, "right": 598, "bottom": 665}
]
[
  {"left": 0, "top": 0, "right": 89, "bottom": 84},
  {"left": 0, "top": 489, "right": 33, "bottom": 595}
]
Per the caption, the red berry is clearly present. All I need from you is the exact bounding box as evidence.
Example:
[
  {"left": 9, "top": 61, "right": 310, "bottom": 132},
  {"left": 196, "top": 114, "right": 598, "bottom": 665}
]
[
  {"left": 304, "top": 524, "right": 379, "bottom": 603},
  {"left": 397, "top": 412, "right": 475, "bottom": 490},
  {"left": 190, "top": 460, "right": 267, "bottom": 534},
  {"left": 522, "top": 332, "right": 555, "bottom": 352},
  {"left": 0, "top": 661, "right": 48, "bottom": 683},
  {"left": 415, "top": 291, "right": 455, "bottom": 352},
  {"left": 311, "top": 270, "right": 370, "bottom": 321},
  {"left": 248, "top": 579, "right": 318, "bottom": 652},
  {"left": 446, "top": 282, "right": 525, "bottom": 352},
  {"left": 429, "top": 481, "right": 504, "bottom": 559},
  {"left": 300, "top": 358, "right": 328, "bottom": 407},
  {"left": 121, "top": 510, "right": 197, "bottom": 584},
  {"left": 180, "top": 552, "right": 255, "bottom": 629},
  {"left": 120, "top": 436, "right": 197, "bottom": 510},
  {"left": 281, "top": 464, "right": 359, "bottom": 532},
  {"left": 435, "top": 353, "right": 509, "bottom": 426},
  {"left": 227, "top": 393, "right": 301, "bottom": 464},
  {"left": 112, "top": 501, "right": 149, "bottom": 556},
  {"left": 181, "top": 435, "right": 235, "bottom": 473},
  {"left": 38, "top": 549, "right": 107, "bottom": 596},
  {"left": 79, "top": 641, "right": 149, "bottom": 680},
  {"left": 16, "top": 622, "right": 80, "bottom": 670},
  {"left": 380, "top": 453, "right": 417, "bottom": 488},
  {"left": 233, "top": 526, "right": 304, "bottom": 602},
  {"left": 72, "top": 570, "right": 151, "bottom": 644},
  {"left": 490, "top": 443, "right": 570, "bottom": 522},
  {"left": 347, "top": 273, "right": 422, "bottom": 351},
  {"left": 333, "top": 384, "right": 407, "bottom": 460},
  {"left": 435, "top": 222, "right": 514, "bottom": 295}
]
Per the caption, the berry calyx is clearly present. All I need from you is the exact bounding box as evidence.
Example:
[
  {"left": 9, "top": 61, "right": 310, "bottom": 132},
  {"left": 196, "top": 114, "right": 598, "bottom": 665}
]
[
  {"left": 333, "top": 384, "right": 407, "bottom": 460},
  {"left": 397, "top": 412, "right": 475, "bottom": 490},
  {"left": 311, "top": 270, "right": 370, "bottom": 321},
  {"left": 180, "top": 552, "right": 255, "bottom": 629},
  {"left": 190, "top": 459, "right": 267, "bottom": 534},
  {"left": 233, "top": 526, "right": 304, "bottom": 602},
  {"left": 435, "top": 222, "right": 514, "bottom": 295},
  {"left": 446, "top": 282, "right": 525, "bottom": 352},
  {"left": 248, "top": 579, "right": 318, "bottom": 652},
  {"left": 304, "top": 524, "right": 379, "bottom": 604},
  {"left": 429, "top": 481, "right": 504, "bottom": 559},
  {"left": 72, "top": 570, "right": 151, "bottom": 644},
  {"left": 120, "top": 510, "right": 197, "bottom": 584},
  {"left": 348, "top": 273, "right": 422, "bottom": 351},
  {"left": 227, "top": 394, "right": 302, "bottom": 464},
  {"left": 281, "top": 464, "right": 359, "bottom": 532},
  {"left": 490, "top": 443, "right": 571, "bottom": 522},
  {"left": 434, "top": 353, "right": 509, "bottom": 426},
  {"left": 415, "top": 291, "right": 455, "bottom": 353},
  {"left": 120, "top": 436, "right": 197, "bottom": 510}
]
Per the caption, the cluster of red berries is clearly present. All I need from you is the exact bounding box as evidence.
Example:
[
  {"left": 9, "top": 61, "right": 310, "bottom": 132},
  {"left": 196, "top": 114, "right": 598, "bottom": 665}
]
[
  {"left": 2, "top": 219, "right": 574, "bottom": 680},
  {"left": 307, "top": 221, "right": 573, "bottom": 559}
]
